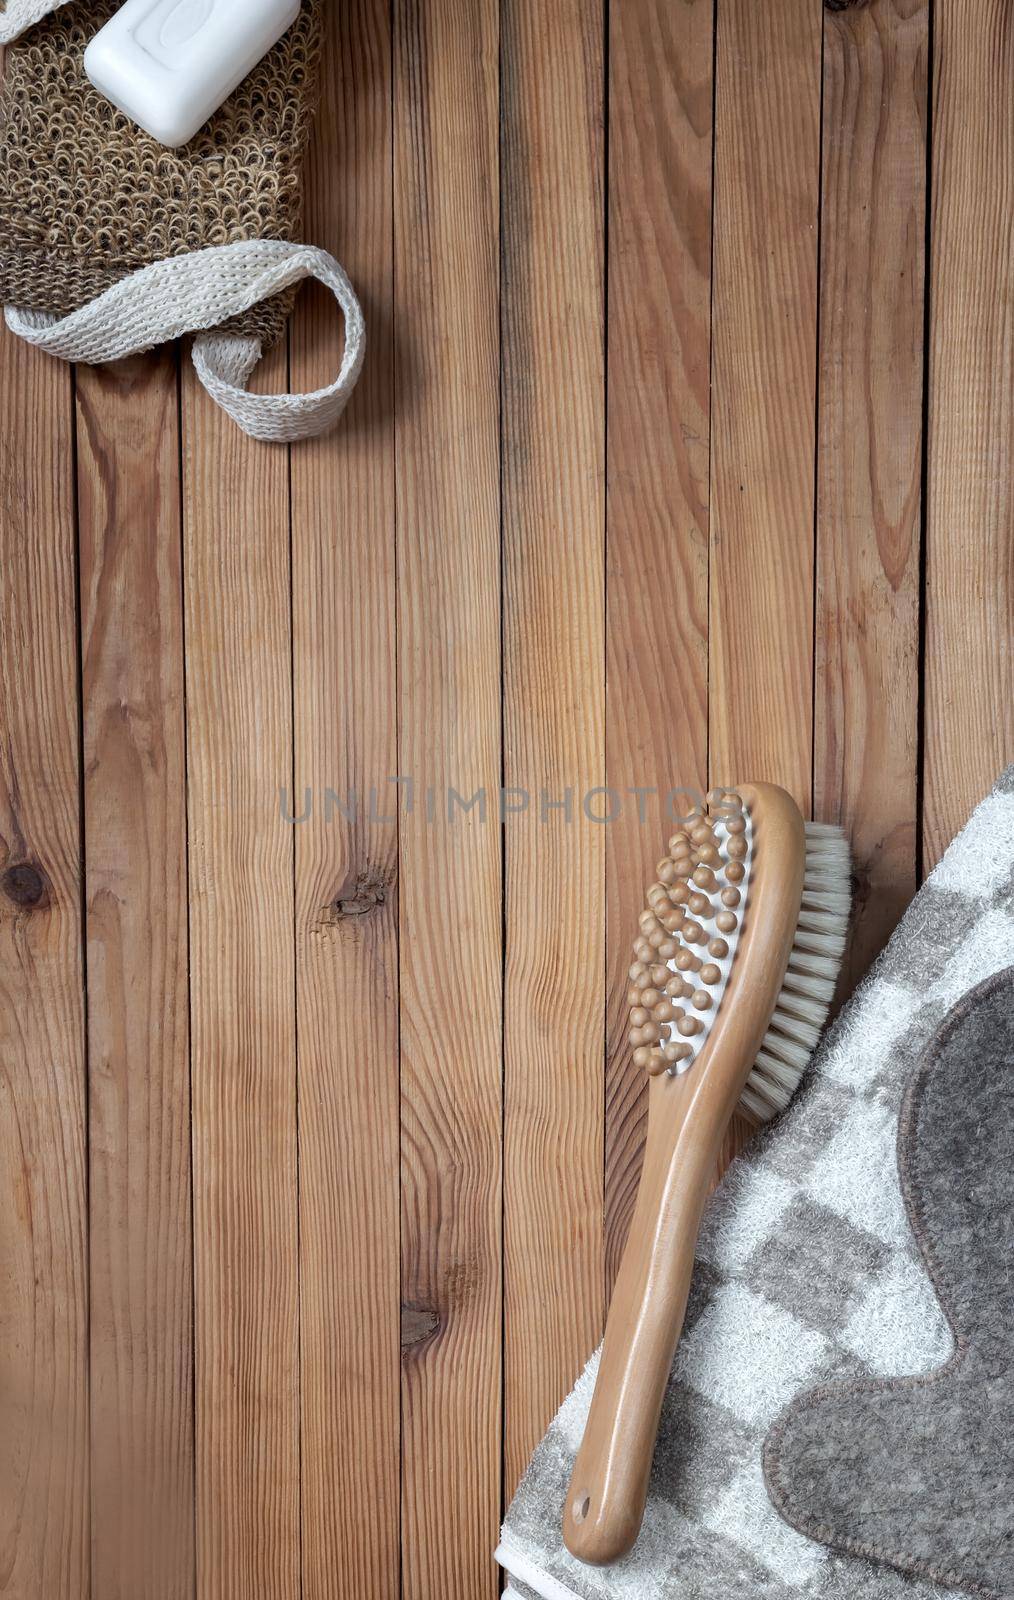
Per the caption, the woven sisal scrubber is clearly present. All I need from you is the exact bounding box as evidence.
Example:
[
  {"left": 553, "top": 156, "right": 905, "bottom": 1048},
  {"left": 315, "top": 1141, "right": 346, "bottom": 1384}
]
[{"left": 0, "top": 0, "right": 365, "bottom": 440}]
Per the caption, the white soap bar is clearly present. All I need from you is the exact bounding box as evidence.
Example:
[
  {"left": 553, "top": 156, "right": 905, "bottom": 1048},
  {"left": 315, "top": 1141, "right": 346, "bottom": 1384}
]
[{"left": 84, "top": 0, "right": 302, "bottom": 149}]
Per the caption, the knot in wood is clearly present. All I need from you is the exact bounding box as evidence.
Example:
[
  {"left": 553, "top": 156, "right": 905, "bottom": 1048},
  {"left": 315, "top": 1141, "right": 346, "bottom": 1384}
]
[
  {"left": 2, "top": 861, "right": 49, "bottom": 909},
  {"left": 401, "top": 1303, "right": 440, "bottom": 1353}
]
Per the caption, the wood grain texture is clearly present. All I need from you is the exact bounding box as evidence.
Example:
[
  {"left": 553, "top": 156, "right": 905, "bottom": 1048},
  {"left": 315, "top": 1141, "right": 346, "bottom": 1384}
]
[
  {"left": 604, "top": 0, "right": 713, "bottom": 1294},
  {"left": 291, "top": 3, "right": 401, "bottom": 1595},
  {"left": 182, "top": 346, "right": 299, "bottom": 1600},
  {"left": 924, "top": 0, "right": 1014, "bottom": 867},
  {"left": 0, "top": 341, "right": 88, "bottom": 1600},
  {"left": 708, "top": 0, "right": 822, "bottom": 809},
  {"left": 77, "top": 353, "right": 194, "bottom": 1600},
  {"left": 501, "top": 0, "right": 605, "bottom": 1493},
  {"left": 394, "top": 1, "right": 502, "bottom": 1594},
  {"left": 8, "top": 2, "right": 1014, "bottom": 1586},
  {"left": 815, "top": 0, "right": 927, "bottom": 986}
]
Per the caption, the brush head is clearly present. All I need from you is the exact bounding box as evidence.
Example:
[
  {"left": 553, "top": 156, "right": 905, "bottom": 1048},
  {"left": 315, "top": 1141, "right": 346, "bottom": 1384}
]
[{"left": 626, "top": 789, "right": 851, "bottom": 1123}]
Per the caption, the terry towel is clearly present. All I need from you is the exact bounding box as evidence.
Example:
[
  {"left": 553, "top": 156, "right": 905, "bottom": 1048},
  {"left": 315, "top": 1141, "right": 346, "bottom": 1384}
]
[
  {"left": 765, "top": 962, "right": 1014, "bottom": 1597},
  {"left": 497, "top": 768, "right": 1014, "bottom": 1600}
]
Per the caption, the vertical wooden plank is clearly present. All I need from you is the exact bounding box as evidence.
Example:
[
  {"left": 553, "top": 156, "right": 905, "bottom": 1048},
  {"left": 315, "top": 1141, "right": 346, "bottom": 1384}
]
[
  {"left": 0, "top": 342, "right": 88, "bottom": 1600},
  {"left": 924, "top": 0, "right": 1014, "bottom": 865},
  {"left": 291, "top": 3, "right": 400, "bottom": 1596},
  {"left": 709, "top": 0, "right": 822, "bottom": 808},
  {"left": 78, "top": 353, "right": 194, "bottom": 1600},
  {"left": 394, "top": 1, "right": 502, "bottom": 1594},
  {"left": 182, "top": 349, "right": 299, "bottom": 1600},
  {"left": 604, "top": 0, "right": 713, "bottom": 1290},
  {"left": 501, "top": 0, "right": 605, "bottom": 1491},
  {"left": 815, "top": 0, "right": 927, "bottom": 987}
]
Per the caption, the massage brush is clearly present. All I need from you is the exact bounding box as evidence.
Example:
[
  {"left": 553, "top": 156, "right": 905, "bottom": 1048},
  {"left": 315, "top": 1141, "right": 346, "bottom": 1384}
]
[{"left": 563, "top": 783, "right": 851, "bottom": 1566}]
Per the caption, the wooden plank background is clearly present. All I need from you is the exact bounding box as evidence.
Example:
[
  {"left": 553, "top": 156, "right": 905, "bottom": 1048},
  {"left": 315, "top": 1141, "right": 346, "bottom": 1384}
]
[{"left": 1, "top": 0, "right": 1012, "bottom": 1596}]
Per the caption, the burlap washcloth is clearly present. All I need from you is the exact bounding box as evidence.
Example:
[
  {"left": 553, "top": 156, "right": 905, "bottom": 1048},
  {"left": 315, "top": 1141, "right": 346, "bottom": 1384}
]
[
  {"left": 498, "top": 768, "right": 1014, "bottom": 1599},
  {"left": 0, "top": 0, "right": 365, "bottom": 439}
]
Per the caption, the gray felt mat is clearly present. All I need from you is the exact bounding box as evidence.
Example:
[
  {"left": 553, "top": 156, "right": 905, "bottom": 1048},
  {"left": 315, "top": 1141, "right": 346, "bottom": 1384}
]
[
  {"left": 765, "top": 965, "right": 1014, "bottom": 1599},
  {"left": 497, "top": 768, "right": 1014, "bottom": 1599}
]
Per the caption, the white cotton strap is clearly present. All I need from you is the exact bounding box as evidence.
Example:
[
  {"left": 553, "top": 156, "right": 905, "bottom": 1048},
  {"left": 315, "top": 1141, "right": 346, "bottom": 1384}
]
[
  {"left": 5, "top": 239, "right": 366, "bottom": 442},
  {"left": 0, "top": 0, "right": 71, "bottom": 42}
]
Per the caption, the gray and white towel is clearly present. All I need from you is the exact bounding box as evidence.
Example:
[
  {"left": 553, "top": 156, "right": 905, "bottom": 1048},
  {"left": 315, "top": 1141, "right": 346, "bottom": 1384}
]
[{"left": 497, "top": 768, "right": 1014, "bottom": 1600}]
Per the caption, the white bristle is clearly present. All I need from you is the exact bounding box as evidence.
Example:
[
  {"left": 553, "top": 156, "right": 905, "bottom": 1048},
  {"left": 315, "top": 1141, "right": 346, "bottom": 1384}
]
[
  {"left": 786, "top": 945, "right": 845, "bottom": 976},
  {"left": 769, "top": 987, "right": 828, "bottom": 1026},
  {"left": 801, "top": 890, "right": 851, "bottom": 913},
  {"left": 759, "top": 1030, "right": 811, "bottom": 1071},
  {"left": 739, "top": 818, "right": 852, "bottom": 1124},
  {"left": 765, "top": 1010, "right": 820, "bottom": 1048}
]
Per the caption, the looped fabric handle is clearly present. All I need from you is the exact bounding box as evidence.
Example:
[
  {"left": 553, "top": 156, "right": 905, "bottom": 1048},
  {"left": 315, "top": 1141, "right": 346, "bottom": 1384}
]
[
  {"left": 5, "top": 239, "right": 366, "bottom": 442},
  {"left": 0, "top": 0, "right": 71, "bottom": 43}
]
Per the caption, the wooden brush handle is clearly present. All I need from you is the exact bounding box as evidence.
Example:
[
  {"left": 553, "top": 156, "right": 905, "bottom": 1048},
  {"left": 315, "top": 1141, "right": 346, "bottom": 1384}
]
[
  {"left": 561, "top": 1073, "right": 726, "bottom": 1565},
  {"left": 562, "top": 783, "right": 806, "bottom": 1566}
]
